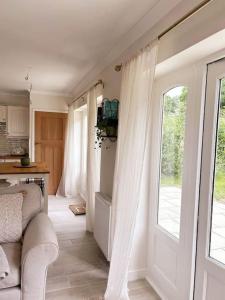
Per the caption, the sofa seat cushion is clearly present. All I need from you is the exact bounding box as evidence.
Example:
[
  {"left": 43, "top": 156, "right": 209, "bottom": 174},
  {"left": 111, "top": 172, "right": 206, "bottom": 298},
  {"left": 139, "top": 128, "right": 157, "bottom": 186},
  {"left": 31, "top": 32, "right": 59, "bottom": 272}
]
[
  {"left": 0, "top": 243, "right": 21, "bottom": 289},
  {"left": 0, "top": 287, "right": 21, "bottom": 300}
]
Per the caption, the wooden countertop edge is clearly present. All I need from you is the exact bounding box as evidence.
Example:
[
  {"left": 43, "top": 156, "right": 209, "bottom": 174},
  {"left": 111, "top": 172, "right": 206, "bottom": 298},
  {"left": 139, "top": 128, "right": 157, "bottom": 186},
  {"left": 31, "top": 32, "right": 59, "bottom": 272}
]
[
  {"left": 0, "top": 171, "right": 50, "bottom": 175},
  {"left": 0, "top": 162, "right": 50, "bottom": 174}
]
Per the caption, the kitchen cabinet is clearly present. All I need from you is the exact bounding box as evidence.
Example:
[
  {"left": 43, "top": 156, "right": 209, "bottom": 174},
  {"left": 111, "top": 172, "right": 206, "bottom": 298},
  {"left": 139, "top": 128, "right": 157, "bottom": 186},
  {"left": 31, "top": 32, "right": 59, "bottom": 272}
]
[
  {"left": 7, "top": 106, "right": 29, "bottom": 137},
  {"left": 0, "top": 106, "right": 7, "bottom": 122}
]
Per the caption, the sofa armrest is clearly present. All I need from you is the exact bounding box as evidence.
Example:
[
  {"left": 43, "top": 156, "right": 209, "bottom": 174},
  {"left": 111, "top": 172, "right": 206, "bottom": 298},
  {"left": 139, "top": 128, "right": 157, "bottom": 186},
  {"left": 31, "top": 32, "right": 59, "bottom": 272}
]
[{"left": 21, "top": 212, "right": 59, "bottom": 300}]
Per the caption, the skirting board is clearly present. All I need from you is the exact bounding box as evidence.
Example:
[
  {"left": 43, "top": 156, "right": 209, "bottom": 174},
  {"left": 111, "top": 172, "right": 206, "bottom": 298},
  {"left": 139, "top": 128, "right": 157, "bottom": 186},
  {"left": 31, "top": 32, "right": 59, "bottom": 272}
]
[
  {"left": 128, "top": 268, "right": 147, "bottom": 282},
  {"left": 146, "top": 275, "right": 167, "bottom": 300}
]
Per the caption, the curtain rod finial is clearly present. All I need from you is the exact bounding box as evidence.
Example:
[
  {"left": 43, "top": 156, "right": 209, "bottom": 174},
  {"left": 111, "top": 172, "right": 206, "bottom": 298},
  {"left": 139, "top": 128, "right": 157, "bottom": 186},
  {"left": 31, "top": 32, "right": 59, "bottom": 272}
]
[
  {"left": 96, "top": 79, "right": 104, "bottom": 88},
  {"left": 115, "top": 64, "right": 122, "bottom": 72}
]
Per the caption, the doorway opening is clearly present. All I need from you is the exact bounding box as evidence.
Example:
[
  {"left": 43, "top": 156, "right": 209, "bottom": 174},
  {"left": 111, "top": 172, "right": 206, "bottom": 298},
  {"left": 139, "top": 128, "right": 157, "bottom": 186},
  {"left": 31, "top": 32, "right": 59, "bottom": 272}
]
[{"left": 35, "top": 111, "right": 67, "bottom": 195}]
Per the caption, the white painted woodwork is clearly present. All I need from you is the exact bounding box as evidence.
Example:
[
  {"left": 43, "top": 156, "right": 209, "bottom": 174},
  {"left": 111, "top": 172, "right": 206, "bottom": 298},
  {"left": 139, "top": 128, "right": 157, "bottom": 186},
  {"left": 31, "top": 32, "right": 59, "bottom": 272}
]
[
  {"left": 94, "top": 192, "right": 112, "bottom": 261},
  {"left": 195, "top": 59, "right": 225, "bottom": 300},
  {"left": 148, "top": 66, "right": 203, "bottom": 300},
  {"left": 7, "top": 106, "right": 29, "bottom": 137},
  {"left": 0, "top": 106, "right": 7, "bottom": 122}
]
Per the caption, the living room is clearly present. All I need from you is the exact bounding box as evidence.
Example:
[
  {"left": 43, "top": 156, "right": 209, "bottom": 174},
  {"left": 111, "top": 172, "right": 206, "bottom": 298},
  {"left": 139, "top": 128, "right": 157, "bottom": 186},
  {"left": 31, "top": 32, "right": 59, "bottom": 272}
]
[{"left": 1, "top": 1, "right": 225, "bottom": 300}]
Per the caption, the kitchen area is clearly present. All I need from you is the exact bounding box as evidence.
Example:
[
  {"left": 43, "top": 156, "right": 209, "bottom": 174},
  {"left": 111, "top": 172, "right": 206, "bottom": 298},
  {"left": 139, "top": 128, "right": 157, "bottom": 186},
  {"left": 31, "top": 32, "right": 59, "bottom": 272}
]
[
  {"left": 0, "top": 104, "right": 29, "bottom": 161},
  {"left": 0, "top": 100, "right": 30, "bottom": 186},
  {"left": 0, "top": 96, "right": 50, "bottom": 212}
]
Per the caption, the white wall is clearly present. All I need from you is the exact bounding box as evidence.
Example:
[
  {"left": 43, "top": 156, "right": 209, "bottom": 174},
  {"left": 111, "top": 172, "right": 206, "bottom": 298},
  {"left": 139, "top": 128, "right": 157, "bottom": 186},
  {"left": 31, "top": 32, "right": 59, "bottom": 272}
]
[
  {"left": 93, "top": 51, "right": 148, "bottom": 280},
  {"left": 72, "top": 0, "right": 204, "bottom": 98},
  {"left": 29, "top": 92, "right": 72, "bottom": 160},
  {"left": 74, "top": 0, "right": 225, "bottom": 199},
  {"left": 99, "top": 67, "right": 121, "bottom": 197},
  {"left": 30, "top": 92, "right": 71, "bottom": 112}
]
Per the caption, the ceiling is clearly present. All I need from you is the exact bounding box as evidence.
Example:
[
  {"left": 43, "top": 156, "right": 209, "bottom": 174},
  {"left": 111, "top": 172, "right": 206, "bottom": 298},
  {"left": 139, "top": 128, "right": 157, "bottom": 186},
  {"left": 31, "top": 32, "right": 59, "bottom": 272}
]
[{"left": 0, "top": 0, "right": 180, "bottom": 96}]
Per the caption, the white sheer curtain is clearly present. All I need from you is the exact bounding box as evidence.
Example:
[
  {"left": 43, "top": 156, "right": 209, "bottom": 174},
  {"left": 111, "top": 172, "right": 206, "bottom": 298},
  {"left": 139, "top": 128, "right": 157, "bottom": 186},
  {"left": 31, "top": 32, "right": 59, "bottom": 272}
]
[
  {"left": 57, "top": 106, "right": 87, "bottom": 198},
  {"left": 104, "top": 42, "right": 158, "bottom": 300},
  {"left": 86, "top": 86, "right": 101, "bottom": 232},
  {"left": 57, "top": 106, "right": 77, "bottom": 197},
  {"left": 79, "top": 109, "right": 88, "bottom": 201}
]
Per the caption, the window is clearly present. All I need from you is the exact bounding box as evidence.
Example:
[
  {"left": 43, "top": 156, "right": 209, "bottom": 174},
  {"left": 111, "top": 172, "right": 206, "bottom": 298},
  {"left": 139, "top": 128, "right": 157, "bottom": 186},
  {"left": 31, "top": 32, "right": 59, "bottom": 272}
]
[
  {"left": 210, "top": 78, "right": 225, "bottom": 265},
  {"left": 157, "top": 86, "right": 188, "bottom": 238}
]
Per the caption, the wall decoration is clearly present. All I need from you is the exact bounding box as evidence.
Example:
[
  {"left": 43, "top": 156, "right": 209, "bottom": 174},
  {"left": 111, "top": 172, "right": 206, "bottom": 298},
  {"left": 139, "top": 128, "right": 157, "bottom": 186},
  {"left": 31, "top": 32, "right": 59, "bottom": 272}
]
[{"left": 95, "top": 98, "right": 119, "bottom": 148}]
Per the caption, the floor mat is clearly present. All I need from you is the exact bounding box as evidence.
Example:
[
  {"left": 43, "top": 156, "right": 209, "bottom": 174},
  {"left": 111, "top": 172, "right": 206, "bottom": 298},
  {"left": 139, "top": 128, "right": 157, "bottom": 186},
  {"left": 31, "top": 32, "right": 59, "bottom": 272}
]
[{"left": 69, "top": 203, "right": 86, "bottom": 215}]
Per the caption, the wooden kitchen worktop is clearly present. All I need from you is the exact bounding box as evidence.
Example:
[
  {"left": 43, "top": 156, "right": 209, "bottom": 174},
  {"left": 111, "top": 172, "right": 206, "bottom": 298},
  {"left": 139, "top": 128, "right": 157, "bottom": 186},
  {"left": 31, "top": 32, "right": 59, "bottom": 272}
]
[{"left": 0, "top": 162, "right": 50, "bottom": 174}]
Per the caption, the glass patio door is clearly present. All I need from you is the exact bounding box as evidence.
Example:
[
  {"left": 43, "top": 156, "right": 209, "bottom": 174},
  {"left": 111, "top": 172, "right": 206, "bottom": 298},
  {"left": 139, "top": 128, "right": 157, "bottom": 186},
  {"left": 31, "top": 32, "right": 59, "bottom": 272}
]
[
  {"left": 148, "top": 67, "right": 202, "bottom": 300},
  {"left": 195, "top": 59, "right": 225, "bottom": 299}
]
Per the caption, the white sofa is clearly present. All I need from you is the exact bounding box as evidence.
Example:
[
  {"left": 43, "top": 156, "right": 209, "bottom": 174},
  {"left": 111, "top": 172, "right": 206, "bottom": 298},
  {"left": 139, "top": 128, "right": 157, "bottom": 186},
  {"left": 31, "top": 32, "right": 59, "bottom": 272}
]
[{"left": 0, "top": 184, "right": 59, "bottom": 300}]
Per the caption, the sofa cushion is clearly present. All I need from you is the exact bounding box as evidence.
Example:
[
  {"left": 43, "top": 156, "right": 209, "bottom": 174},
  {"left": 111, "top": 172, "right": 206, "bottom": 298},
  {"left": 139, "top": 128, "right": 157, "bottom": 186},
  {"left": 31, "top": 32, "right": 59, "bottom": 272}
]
[
  {"left": 0, "top": 193, "right": 23, "bottom": 243},
  {"left": 0, "top": 243, "right": 21, "bottom": 289},
  {"left": 0, "top": 184, "right": 42, "bottom": 231},
  {"left": 0, "top": 287, "right": 21, "bottom": 300}
]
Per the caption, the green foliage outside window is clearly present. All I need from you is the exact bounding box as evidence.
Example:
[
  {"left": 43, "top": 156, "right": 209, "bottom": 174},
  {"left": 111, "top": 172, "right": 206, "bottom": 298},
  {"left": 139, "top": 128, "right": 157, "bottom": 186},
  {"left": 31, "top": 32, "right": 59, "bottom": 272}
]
[
  {"left": 214, "top": 79, "right": 225, "bottom": 201},
  {"left": 161, "top": 80, "right": 225, "bottom": 202},
  {"left": 160, "top": 87, "right": 187, "bottom": 187}
]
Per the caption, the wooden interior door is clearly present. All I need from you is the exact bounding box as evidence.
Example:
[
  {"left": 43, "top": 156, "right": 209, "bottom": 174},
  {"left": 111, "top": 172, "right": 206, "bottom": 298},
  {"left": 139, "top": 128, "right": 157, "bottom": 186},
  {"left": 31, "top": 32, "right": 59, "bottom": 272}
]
[{"left": 35, "top": 111, "right": 67, "bottom": 195}]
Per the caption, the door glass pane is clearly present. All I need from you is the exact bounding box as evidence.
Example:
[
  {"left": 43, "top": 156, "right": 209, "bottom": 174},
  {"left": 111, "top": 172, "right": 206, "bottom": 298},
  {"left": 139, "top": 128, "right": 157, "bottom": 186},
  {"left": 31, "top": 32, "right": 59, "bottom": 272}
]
[
  {"left": 158, "top": 86, "right": 188, "bottom": 238},
  {"left": 210, "top": 78, "right": 225, "bottom": 265}
]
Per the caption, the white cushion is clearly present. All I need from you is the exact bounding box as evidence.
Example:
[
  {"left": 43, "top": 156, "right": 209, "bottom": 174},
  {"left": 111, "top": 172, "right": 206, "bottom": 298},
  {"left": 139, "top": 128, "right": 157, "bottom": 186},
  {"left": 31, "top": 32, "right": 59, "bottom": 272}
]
[
  {"left": 0, "top": 193, "right": 23, "bottom": 243},
  {"left": 0, "top": 287, "right": 21, "bottom": 300},
  {"left": 0, "top": 184, "right": 42, "bottom": 231}
]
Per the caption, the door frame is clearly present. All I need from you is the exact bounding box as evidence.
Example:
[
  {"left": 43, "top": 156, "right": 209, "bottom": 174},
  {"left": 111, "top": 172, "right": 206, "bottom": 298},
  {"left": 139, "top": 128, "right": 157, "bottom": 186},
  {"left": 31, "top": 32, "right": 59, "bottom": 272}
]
[
  {"left": 194, "top": 58, "right": 225, "bottom": 299},
  {"left": 30, "top": 107, "right": 68, "bottom": 161},
  {"left": 147, "top": 65, "right": 206, "bottom": 300},
  {"left": 146, "top": 47, "right": 225, "bottom": 299}
]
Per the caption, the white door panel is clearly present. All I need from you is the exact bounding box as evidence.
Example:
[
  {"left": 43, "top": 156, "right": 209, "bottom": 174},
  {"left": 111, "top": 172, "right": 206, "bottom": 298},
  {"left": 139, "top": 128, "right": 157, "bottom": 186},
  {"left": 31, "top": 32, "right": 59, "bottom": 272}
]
[
  {"left": 195, "top": 59, "right": 225, "bottom": 300},
  {"left": 148, "top": 66, "right": 203, "bottom": 300}
]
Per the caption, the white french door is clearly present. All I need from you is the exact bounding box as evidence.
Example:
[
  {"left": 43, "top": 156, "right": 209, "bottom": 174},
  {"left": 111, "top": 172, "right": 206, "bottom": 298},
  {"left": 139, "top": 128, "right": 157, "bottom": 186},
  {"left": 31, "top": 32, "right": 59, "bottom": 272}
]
[
  {"left": 195, "top": 59, "right": 225, "bottom": 299},
  {"left": 148, "top": 67, "right": 202, "bottom": 300}
]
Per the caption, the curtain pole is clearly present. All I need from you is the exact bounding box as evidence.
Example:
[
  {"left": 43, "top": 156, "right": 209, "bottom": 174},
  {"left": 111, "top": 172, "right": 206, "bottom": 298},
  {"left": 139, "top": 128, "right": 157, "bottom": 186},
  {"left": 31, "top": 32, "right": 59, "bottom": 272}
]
[
  {"left": 70, "top": 79, "right": 104, "bottom": 106},
  {"left": 114, "top": 0, "right": 213, "bottom": 72}
]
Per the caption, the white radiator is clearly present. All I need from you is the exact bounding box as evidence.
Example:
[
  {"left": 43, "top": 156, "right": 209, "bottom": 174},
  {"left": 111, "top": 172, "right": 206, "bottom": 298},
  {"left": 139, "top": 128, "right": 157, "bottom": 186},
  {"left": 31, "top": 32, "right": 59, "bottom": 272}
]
[{"left": 94, "top": 192, "right": 112, "bottom": 261}]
